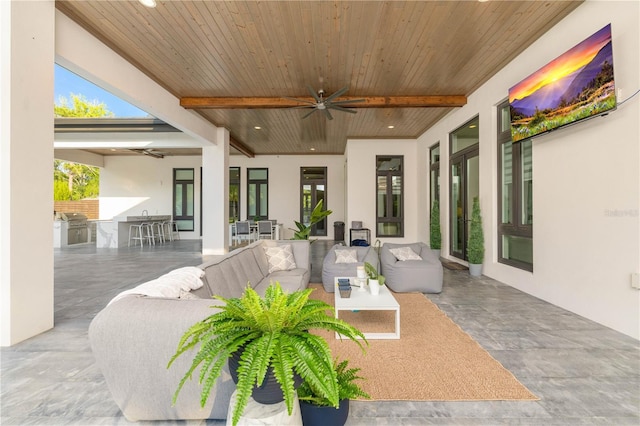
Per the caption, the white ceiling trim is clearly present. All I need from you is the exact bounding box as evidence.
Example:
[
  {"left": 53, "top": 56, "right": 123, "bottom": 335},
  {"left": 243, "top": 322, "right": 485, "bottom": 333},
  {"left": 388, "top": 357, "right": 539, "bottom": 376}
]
[{"left": 54, "top": 131, "right": 208, "bottom": 149}]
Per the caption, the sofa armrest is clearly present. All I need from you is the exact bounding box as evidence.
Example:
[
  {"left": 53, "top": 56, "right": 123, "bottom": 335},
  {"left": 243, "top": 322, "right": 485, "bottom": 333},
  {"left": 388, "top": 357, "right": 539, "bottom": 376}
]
[
  {"left": 419, "top": 243, "right": 439, "bottom": 262},
  {"left": 362, "top": 246, "right": 380, "bottom": 271},
  {"left": 287, "top": 240, "right": 311, "bottom": 272},
  {"left": 88, "top": 296, "right": 234, "bottom": 421}
]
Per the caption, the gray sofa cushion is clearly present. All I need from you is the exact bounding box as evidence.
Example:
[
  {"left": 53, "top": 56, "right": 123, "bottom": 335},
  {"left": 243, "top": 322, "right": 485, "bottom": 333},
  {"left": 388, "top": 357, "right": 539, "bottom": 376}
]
[
  {"left": 254, "top": 268, "right": 310, "bottom": 295},
  {"left": 321, "top": 244, "right": 379, "bottom": 293},
  {"left": 89, "top": 296, "right": 234, "bottom": 421},
  {"left": 380, "top": 242, "right": 443, "bottom": 293},
  {"left": 199, "top": 244, "right": 266, "bottom": 298}
]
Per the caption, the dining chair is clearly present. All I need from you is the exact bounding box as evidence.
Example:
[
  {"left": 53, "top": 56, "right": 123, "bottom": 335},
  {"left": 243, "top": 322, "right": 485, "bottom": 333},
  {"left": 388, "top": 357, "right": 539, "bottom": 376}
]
[
  {"left": 257, "top": 220, "right": 274, "bottom": 240},
  {"left": 235, "top": 221, "right": 254, "bottom": 245}
]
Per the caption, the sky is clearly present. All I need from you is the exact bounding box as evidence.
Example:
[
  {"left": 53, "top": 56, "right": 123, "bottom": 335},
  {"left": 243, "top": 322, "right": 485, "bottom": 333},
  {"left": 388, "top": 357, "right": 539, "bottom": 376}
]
[
  {"left": 54, "top": 64, "right": 151, "bottom": 118},
  {"left": 509, "top": 24, "right": 612, "bottom": 102}
]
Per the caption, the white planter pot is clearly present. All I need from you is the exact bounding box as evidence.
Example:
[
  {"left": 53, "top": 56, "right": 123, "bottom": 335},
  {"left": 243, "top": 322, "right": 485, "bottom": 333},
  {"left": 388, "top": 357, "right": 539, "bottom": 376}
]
[
  {"left": 468, "top": 263, "right": 483, "bottom": 277},
  {"left": 368, "top": 279, "right": 380, "bottom": 295}
]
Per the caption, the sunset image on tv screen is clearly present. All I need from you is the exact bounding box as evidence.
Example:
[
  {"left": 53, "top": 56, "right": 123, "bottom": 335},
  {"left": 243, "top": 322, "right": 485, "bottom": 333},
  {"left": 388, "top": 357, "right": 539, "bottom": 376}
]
[{"left": 509, "top": 24, "right": 616, "bottom": 142}]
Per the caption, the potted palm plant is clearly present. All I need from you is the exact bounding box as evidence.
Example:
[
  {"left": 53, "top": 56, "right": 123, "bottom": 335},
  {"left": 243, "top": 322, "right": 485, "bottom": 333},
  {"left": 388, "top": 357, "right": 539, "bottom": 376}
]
[
  {"left": 364, "top": 261, "right": 385, "bottom": 296},
  {"left": 298, "top": 358, "right": 370, "bottom": 426},
  {"left": 291, "top": 199, "right": 332, "bottom": 241},
  {"left": 168, "top": 282, "right": 367, "bottom": 426},
  {"left": 467, "top": 196, "right": 484, "bottom": 276},
  {"left": 430, "top": 199, "right": 442, "bottom": 257}
]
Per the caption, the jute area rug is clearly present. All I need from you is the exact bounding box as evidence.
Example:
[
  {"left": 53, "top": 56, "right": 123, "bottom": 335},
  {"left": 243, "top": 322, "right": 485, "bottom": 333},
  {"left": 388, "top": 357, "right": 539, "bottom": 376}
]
[{"left": 308, "top": 284, "right": 538, "bottom": 401}]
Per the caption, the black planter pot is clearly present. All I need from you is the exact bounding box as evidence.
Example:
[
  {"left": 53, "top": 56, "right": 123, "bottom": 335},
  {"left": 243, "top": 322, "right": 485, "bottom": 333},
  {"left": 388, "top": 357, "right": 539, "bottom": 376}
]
[
  {"left": 228, "top": 349, "right": 302, "bottom": 404},
  {"left": 299, "top": 399, "right": 350, "bottom": 426}
]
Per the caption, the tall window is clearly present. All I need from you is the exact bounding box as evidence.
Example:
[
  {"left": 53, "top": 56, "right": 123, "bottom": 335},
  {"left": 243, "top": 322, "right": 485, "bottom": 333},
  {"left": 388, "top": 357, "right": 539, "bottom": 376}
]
[
  {"left": 173, "top": 168, "right": 194, "bottom": 231},
  {"left": 229, "top": 167, "right": 240, "bottom": 223},
  {"left": 301, "top": 167, "right": 327, "bottom": 236},
  {"left": 247, "top": 168, "right": 268, "bottom": 220},
  {"left": 376, "top": 156, "right": 403, "bottom": 237},
  {"left": 498, "top": 100, "right": 533, "bottom": 271},
  {"left": 430, "top": 143, "right": 440, "bottom": 207}
]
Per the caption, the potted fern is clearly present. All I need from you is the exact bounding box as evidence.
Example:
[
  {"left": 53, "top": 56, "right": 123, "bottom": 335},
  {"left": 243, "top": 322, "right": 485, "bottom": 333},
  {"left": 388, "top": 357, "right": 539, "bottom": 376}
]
[
  {"left": 467, "top": 196, "right": 484, "bottom": 276},
  {"left": 298, "top": 358, "right": 370, "bottom": 426},
  {"left": 168, "top": 282, "right": 367, "bottom": 426},
  {"left": 430, "top": 199, "right": 442, "bottom": 257},
  {"left": 364, "top": 261, "right": 385, "bottom": 296}
]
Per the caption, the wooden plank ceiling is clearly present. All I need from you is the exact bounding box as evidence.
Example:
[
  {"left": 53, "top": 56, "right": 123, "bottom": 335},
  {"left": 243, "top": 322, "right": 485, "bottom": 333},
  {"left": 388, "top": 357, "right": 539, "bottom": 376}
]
[{"left": 56, "top": 0, "right": 583, "bottom": 156}]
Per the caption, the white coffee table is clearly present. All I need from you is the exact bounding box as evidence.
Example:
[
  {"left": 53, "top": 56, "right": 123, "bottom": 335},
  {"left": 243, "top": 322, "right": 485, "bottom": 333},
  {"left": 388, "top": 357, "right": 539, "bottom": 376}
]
[{"left": 333, "top": 277, "right": 400, "bottom": 340}]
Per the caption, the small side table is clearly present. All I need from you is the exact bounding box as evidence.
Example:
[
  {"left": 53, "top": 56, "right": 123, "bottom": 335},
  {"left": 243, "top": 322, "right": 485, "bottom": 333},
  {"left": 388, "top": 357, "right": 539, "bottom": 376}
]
[
  {"left": 349, "top": 228, "right": 371, "bottom": 246},
  {"left": 226, "top": 390, "right": 302, "bottom": 426}
]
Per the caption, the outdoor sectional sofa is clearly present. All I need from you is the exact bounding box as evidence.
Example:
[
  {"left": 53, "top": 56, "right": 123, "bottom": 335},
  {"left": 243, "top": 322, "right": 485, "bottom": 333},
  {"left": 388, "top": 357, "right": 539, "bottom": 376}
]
[{"left": 88, "top": 239, "right": 310, "bottom": 421}]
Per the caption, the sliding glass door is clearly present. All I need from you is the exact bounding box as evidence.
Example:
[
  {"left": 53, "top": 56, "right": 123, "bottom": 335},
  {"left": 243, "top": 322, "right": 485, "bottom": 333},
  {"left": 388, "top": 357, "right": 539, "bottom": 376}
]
[
  {"left": 450, "top": 117, "right": 479, "bottom": 260},
  {"left": 301, "top": 167, "right": 327, "bottom": 236}
]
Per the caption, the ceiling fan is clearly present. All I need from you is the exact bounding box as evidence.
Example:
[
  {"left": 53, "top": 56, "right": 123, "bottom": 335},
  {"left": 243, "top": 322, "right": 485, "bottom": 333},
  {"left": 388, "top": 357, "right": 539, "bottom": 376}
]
[
  {"left": 285, "top": 85, "right": 365, "bottom": 120},
  {"left": 129, "top": 148, "right": 166, "bottom": 159}
]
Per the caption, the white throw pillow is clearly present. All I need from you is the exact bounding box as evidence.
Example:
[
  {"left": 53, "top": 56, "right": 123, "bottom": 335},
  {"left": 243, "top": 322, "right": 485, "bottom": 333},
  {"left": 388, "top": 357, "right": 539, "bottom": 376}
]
[
  {"left": 179, "top": 290, "right": 201, "bottom": 300},
  {"left": 335, "top": 249, "right": 358, "bottom": 264},
  {"left": 264, "top": 244, "right": 297, "bottom": 273},
  {"left": 389, "top": 246, "right": 422, "bottom": 261},
  {"left": 108, "top": 266, "right": 204, "bottom": 305}
]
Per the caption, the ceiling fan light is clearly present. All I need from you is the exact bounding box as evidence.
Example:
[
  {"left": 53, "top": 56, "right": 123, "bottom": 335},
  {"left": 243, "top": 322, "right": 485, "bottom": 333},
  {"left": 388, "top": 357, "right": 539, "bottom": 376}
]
[{"left": 139, "top": 0, "right": 157, "bottom": 8}]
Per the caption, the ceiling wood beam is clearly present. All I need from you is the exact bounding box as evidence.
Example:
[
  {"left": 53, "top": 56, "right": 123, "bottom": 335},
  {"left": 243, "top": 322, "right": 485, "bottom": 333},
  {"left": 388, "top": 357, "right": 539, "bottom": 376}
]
[
  {"left": 181, "top": 95, "right": 467, "bottom": 109},
  {"left": 230, "top": 135, "right": 255, "bottom": 158}
]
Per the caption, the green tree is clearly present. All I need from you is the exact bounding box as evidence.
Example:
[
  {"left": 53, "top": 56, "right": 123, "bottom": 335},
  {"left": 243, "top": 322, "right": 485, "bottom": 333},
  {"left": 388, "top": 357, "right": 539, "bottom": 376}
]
[
  {"left": 53, "top": 94, "right": 109, "bottom": 200},
  {"left": 53, "top": 160, "right": 100, "bottom": 200},
  {"left": 54, "top": 93, "right": 114, "bottom": 118}
]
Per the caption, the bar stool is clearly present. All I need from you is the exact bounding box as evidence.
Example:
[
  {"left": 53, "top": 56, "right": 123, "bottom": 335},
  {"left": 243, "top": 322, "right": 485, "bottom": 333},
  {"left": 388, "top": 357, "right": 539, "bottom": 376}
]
[
  {"left": 167, "top": 220, "right": 180, "bottom": 241},
  {"left": 162, "top": 221, "right": 173, "bottom": 242},
  {"left": 153, "top": 222, "right": 165, "bottom": 244},
  {"left": 128, "top": 223, "right": 145, "bottom": 247},
  {"left": 141, "top": 222, "right": 155, "bottom": 246}
]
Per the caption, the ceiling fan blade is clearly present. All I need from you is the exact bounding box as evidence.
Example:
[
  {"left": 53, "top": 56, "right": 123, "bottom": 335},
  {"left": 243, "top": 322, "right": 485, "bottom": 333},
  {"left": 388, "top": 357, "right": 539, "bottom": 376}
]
[
  {"left": 324, "top": 86, "right": 349, "bottom": 103},
  {"left": 323, "top": 109, "right": 334, "bottom": 120},
  {"left": 283, "top": 96, "right": 316, "bottom": 106},
  {"left": 306, "top": 85, "right": 322, "bottom": 103},
  {"left": 327, "top": 104, "right": 357, "bottom": 114},
  {"left": 329, "top": 98, "right": 366, "bottom": 105},
  {"left": 302, "top": 108, "right": 318, "bottom": 119}
]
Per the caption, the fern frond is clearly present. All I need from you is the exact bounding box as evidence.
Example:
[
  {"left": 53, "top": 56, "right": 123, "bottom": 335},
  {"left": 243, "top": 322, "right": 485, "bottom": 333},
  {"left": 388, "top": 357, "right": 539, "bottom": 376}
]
[
  {"left": 287, "top": 333, "right": 339, "bottom": 407},
  {"left": 271, "top": 339, "right": 297, "bottom": 415}
]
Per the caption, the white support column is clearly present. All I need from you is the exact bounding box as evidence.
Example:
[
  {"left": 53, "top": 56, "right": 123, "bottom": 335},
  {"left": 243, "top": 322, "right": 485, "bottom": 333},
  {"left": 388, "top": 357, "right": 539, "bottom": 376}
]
[
  {"left": 1, "top": 0, "right": 55, "bottom": 346},
  {"left": 202, "top": 128, "right": 229, "bottom": 255}
]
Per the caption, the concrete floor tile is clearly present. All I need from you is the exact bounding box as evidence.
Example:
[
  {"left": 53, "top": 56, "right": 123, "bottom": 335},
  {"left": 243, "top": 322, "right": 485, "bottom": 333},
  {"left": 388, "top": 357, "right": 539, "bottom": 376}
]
[{"left": 2, "top": 240, "right": 638, "bottom": 425}]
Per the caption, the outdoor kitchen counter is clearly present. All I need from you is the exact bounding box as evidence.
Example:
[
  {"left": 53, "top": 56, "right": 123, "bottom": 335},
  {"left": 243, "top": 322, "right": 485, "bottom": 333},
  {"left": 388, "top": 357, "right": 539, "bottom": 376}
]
[{"left": 96, "top": 215, "right": 171, "bottom": 248}]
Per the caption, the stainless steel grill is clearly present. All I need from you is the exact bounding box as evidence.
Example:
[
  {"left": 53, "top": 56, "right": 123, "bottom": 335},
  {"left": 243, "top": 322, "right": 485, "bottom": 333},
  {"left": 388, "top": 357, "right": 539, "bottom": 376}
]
[{"left": 60, "top": 212, "right": 89, "bottom": 245}]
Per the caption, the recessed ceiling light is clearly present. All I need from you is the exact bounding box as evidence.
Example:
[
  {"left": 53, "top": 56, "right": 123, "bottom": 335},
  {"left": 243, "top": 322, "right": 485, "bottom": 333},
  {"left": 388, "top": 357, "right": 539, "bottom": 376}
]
[
  {"left": 110, "top": 148, "right": 117, "bottom": 152},
  {"left": 387, "top": 125, "right": 395, "bottom": 129},
  {"left": 254, "top": 126, "right": 262, "bottom": 130},
  {"left": 139, "top": 0, "right": 157, "bottom": 8},
  {"left": 310, "top": 147, "right": 316, "bottom": 151},
  {"left": 469, "top": 124, "right": 477, "bottom": 129}
]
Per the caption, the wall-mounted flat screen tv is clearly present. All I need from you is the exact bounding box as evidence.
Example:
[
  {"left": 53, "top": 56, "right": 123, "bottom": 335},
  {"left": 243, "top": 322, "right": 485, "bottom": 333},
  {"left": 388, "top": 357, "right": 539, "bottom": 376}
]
[{"left": 509, "top": 24, "right": 616, "bottom": 142}]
